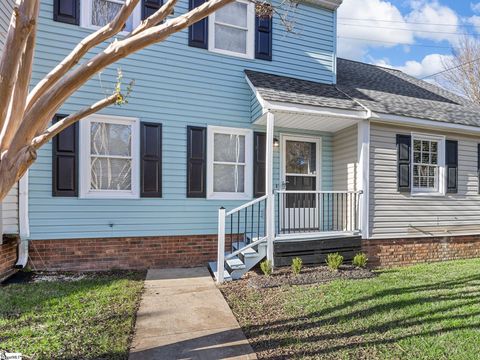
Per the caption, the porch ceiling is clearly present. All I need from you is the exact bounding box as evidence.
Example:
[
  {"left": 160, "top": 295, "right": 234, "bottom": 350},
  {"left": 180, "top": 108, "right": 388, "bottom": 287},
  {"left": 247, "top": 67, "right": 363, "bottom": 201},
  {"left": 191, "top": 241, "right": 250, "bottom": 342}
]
[{"left": 253, "top": 110, "right": 361, "bottom": 133}]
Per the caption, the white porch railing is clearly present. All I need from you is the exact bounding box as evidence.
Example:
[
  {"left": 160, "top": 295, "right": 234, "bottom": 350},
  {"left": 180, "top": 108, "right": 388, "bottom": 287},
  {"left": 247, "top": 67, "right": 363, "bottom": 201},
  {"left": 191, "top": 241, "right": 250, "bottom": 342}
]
[
  {"left": 275, "top": 190, "right": 363, "bottom": 236},
  {"left": 217, "top": 195, "right": 268, "bottom": 283}
]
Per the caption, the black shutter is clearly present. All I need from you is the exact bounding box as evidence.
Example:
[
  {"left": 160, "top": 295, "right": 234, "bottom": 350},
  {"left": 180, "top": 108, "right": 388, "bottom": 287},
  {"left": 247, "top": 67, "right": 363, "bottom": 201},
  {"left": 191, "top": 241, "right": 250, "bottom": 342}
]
[
  {"left": 53, "top": 0, "right": 80, "bottom": 25},
  {"left": 255, "top": 15, "right": 273, "bottom": 61},
  {"left": 446, "top": 140, "right": 458, "bottom": 194},
  {"left": 141, "top": 122, "right": 162, "bottom": 198},
  {"left": 397, "top": 134, "right": 411, "bottom": 192},
  {"left": 253, "top": 132, "right": 266, "bottom": 197},
  {"left": 188, "top": 0, "right": 208, "bottom": 49},
  {"left": 142, "top": 0, "right": 163, "bottom": 20},
  {"left": 187, "top": 126, "right": 207, "bottom": 198},
  {"left": 52, "top": 114, "right": 78, "bottom": 197}
]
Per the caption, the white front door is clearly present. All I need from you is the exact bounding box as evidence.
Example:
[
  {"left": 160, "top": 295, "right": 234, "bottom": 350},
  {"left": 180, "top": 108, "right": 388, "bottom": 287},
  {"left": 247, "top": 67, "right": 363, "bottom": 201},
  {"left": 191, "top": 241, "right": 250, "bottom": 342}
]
[{"left": 281, "top": 135, "right": 321, "bottom": 233}]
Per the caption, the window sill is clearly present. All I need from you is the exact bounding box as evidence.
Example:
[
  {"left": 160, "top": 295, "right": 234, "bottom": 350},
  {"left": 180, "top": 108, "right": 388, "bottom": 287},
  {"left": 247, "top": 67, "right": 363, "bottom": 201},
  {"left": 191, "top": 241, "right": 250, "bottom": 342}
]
[
  {"left": 80, "top": 192, "right": 139, "bottom": 200},
  {"left": 410, "top": 191, "right": 446, "bottom": 197},
  {"left": 208, "top": 47, "right": 254, "bottom": 60},
  {"left": 207, "top": 193, "right": 252, "bottom": 201}
]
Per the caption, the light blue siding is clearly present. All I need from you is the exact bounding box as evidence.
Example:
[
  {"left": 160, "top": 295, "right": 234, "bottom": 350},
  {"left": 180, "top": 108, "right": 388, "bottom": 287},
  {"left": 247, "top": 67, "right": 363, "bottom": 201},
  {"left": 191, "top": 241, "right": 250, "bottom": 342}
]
[{"left": 28, "top": 0, "right": 337, "bottom": 240}]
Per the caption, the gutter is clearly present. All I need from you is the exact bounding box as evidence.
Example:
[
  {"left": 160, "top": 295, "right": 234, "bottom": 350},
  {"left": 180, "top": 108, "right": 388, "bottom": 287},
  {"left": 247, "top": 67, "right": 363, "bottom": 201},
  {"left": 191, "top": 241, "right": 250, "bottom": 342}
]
[{"left": 15, "top": 172, "right": 29, "bottom": 269}]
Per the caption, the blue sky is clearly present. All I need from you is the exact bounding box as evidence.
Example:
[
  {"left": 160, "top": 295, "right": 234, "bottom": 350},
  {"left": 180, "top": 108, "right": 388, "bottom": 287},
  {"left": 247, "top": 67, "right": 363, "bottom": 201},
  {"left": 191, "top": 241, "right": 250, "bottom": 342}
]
[{"left": 337, "top": 0, "right": 480, "bottom": 80}]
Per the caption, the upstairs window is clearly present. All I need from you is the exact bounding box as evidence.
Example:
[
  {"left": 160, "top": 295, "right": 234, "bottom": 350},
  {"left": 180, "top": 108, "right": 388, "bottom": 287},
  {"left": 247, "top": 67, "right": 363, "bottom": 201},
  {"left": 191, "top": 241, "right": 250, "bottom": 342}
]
[
  {"left": 209, "top": 0, "right": 255, "bottom": 58},
  {"left": 81, "top": 0, "right": 141, "bottom": 33}
]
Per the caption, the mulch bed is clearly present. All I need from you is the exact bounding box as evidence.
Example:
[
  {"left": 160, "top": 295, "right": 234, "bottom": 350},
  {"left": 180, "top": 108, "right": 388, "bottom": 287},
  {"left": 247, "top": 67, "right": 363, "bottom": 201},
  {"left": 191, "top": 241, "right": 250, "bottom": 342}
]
[{"left": 246, "top": 264, "right": 375, "bottom": 289}]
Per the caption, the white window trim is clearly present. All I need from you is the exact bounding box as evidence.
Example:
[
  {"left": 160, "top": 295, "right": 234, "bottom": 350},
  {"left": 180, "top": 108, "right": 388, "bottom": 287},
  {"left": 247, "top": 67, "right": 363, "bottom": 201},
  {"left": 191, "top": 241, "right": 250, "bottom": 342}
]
[
  {"left": 208, "top": 0, "right": 255, "bottom": 59},
  {"left": 207, "top": 126, "right": 253, "bottom": 200},
  {"left": 410, "top": 132, "right": 446, "bottom": 197},
  {"left": 80, "top": 0, "right": 141, "bottom": 35},
  {"left": 79, "top": 114, "right": 140, "bottom": 199}
]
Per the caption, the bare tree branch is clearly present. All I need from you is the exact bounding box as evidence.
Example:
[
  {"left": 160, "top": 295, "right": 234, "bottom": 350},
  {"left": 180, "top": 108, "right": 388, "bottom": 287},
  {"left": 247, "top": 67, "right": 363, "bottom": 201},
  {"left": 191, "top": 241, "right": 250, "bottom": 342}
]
[
  {"left": 32, "top": 93, "right": 118, "bottom": 149},
  {"left": 0, "top": 1, "right": 39, "bottom": 153},
  {"left": 9, "top": 0, "right": 234, "bottom": 158},
  {"left": 0, "top": 0, "right": 37, "bottom": 134},
  {"left": 130, "top": 0, "right": 178, "bottom": 36},
  {"left": 25, "top": 0, "right": 140, "bottom": 113}
]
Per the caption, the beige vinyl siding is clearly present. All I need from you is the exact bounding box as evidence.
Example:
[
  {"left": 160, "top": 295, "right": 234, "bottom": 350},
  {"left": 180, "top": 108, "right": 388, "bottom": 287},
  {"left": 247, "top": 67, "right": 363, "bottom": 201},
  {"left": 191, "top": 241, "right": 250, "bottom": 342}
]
[
  {"left": 2, "top": 183, "right": 19, "bottom": 235},
  {"left": 369, "top": 122, "right": 480, "bottom": 239},
  {"left": 333, "top": 125, "right": 358, "bottom": 191}
]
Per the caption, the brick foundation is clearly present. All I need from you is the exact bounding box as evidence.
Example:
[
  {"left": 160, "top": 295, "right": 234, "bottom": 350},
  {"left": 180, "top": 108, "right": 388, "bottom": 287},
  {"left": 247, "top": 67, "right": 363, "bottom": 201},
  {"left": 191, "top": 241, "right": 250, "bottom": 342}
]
[
  {"left": 28, "top": 234, "right": 225, "bottom": 272},
  {"left": 0, "top": 236, "right": 18, "bottom": 281},
  {"left": 362, "top": 235, "right": 480, "bottom": 268}
]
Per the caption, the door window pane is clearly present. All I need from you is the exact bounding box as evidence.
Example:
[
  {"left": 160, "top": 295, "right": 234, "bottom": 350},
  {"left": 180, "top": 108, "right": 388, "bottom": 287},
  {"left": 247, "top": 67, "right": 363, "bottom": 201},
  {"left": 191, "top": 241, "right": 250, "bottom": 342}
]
[{"left": 285, "top": 141, "right": 316, "bottom": 175}]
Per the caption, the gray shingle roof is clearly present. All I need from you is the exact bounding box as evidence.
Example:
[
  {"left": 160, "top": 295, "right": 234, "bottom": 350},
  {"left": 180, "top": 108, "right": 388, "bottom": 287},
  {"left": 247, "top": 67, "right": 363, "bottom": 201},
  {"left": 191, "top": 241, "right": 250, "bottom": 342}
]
[
  {"left": 245, "top": 59, "right": 480, "bottom": 128},
  {"left": 244, "top": 70, "right": 365, "bottom": 112}
]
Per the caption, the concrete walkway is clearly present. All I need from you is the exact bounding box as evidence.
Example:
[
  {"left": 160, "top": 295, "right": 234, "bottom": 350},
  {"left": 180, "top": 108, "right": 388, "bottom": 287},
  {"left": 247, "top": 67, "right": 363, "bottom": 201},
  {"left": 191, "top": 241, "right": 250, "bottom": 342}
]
[{"left": 129, "top": 268, "right": 257, "bottom": 360}]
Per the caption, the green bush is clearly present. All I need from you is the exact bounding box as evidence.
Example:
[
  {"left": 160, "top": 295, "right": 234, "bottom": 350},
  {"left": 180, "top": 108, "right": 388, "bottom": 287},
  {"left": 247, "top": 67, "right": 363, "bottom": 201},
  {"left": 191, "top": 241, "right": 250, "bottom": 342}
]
[
  {"left": 291, "top": 257, "right": 303, "bottom": 276},
  {"left": 353, "top": 252, "right": 368, "bottom": 268},
  {"left": 260, "top": 260, "right": 273, "bottom": 276},
  {"left": 326, "top": 253, "right": 344, "bottom": 271}
]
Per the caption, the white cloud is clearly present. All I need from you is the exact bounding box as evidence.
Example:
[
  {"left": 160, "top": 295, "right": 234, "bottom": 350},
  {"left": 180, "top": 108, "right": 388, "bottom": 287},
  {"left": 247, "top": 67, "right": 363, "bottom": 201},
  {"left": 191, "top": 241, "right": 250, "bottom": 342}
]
[
  {"left": 373, "top": 53, "right": 453, "bottom": 79},
  {"left": 407, "top": 0, "right": 461, "bottom": 45},
  {"left": 337, "top": 0, "right": 461, "bottom": 60},
  {"left": 472, "top": 2, "right": 480, "bottom": 13},
  {"left": 337, "top": 0, "right": 414, "bottom": 59}
]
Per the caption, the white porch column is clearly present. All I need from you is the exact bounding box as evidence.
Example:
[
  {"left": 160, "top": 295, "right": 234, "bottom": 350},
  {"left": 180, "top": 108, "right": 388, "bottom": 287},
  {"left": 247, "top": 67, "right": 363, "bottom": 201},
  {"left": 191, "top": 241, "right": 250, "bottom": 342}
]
[
  {"left": 265, "top": 112, "right": 275, "bottom": 264},
  {"left": 357, "top": 119, "right": 370, "bottom": 239}
]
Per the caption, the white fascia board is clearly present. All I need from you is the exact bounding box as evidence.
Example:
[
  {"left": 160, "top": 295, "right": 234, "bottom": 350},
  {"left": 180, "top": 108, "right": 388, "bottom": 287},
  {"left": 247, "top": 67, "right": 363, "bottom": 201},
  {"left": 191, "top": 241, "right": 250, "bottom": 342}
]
[
  {"left": 244, "top": 75, "right": 272, "bottom": 115},
  {"left": 268, "top": 101, "right": 368, "bottom": 119},
  {"left": 299, "top": 0, "right": 343, "bottom": 10},
  {"left": 371, "top": 112, "right": 480, "bottom": 136}
]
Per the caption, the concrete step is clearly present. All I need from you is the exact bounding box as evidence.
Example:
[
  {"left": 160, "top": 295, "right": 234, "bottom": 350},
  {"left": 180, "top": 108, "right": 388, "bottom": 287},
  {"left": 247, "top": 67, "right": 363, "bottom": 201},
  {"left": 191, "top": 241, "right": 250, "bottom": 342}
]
[{"left": 208, "top": 261, "right": 232, "bottom": 282}]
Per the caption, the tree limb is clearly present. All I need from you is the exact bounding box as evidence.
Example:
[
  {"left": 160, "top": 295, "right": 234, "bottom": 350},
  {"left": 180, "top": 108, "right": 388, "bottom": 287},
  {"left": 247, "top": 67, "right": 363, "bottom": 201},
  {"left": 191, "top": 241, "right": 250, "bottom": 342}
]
[
  {"left": 130, "top": 0, "right": 178, "bottom": 36},
  {"left": 10, "top": 0, "right": 234, "bottom": 157},
  {"left": 0, "top": 0, "right": 37, "bottom": 137},
  {"left": 0, "top": 0, "right": 39, "bottom": 153},
  {"left": 25, "top": 0, "right": 140, "bottom": 113},
  {"left": 31, "top": 93, "right": 118, "bottom": 149}
]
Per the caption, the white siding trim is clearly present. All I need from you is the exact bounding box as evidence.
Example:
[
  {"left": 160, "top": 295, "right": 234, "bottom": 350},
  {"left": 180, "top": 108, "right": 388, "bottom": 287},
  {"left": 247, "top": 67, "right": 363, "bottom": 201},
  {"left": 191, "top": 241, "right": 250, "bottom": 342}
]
[{"left": 357, "top": 120, "right": 370, "bottom": 239}]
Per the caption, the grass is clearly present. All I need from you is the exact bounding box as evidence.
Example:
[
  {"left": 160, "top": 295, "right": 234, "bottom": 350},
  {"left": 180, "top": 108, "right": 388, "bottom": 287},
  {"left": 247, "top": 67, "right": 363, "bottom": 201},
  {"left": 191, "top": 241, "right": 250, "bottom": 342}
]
[
  {"left": 222, "top": 258, "right": 480, "bottom": 359},
  {"left": 0, "top": 271, "right": 145, "bottom": 360}
]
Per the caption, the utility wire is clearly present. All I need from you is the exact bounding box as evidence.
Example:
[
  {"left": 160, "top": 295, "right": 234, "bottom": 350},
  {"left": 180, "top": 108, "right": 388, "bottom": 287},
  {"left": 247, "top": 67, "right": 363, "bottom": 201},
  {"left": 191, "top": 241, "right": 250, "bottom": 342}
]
[
  {"left": 338, "top": 16, "right": 476, "bottom": 28},
  {"left": 420, "top": 56, "right": 480, "bottom": 79},
  {"left": 338, "top": 23, "right": 475, "bottom": 36},
  {"left": 338, "top": 36, "right": 453, "bottom": 49}
]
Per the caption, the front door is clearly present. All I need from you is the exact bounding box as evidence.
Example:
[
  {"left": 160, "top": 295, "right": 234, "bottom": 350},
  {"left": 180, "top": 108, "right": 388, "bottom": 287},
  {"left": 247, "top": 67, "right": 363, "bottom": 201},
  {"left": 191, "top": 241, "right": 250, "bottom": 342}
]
[{"left": 281, "top": 136, "right": 321, "bottom": 233}]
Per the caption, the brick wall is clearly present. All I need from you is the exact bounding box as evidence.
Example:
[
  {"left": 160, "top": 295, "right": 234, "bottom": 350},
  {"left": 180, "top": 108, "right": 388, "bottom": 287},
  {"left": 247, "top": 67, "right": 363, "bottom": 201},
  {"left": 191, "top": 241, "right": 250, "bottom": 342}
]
[
  {"left": 362, "top": 235, "right": 480, "bottom": 268},
  {"left": 28, "top": 234, "right": 226, "bottom": 271},
  {"left": 0, "top": 236, "right": 18, "bottom": 281}
]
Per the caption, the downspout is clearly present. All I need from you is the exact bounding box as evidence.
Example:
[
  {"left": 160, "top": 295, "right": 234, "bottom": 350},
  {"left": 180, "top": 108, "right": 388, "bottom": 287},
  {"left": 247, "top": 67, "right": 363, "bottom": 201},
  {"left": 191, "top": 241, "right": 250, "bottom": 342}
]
[
  {"left": 334, "top": 85, "right": 372, "bottom": 119},
  {"left": 15, "top": 172, "right": 29, "bottom": 269}
]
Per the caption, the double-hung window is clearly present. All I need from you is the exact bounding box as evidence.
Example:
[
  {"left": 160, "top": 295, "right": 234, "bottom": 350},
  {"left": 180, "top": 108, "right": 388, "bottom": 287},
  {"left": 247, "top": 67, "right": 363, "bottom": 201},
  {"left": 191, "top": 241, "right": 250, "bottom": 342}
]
[
  {"left": 411, "top": 133, "right": 445, "bottom": 195},
  {"left": 207, "top": 126, "right": 253, "bottom": 200},
  {"left": 208, "top": 0, "right": 255, "bottom": 58},
  {"left": 81, "top": 0, "right": 141, "bottom": 33},
  {"left": 80, "top": 115, "right": 140, "bottom": 198}
]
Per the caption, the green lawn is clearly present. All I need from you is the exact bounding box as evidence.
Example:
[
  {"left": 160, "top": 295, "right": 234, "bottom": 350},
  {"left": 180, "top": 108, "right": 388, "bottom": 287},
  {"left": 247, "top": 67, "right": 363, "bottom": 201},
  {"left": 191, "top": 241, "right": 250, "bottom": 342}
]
[
  {"left": 0, "top": 271, "right": 145, "bottom": 360},
  {"left": 222, "top": 259, "right": 480, "bottom": 360}
]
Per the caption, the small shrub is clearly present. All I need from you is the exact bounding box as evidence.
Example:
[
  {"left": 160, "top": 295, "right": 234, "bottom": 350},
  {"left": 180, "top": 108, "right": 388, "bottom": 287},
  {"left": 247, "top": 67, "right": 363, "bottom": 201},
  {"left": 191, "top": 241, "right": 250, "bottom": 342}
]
[
  {"left": 353, "top": 252, "right": 368, "bottom": 268},
  {"left": 326, "top": 253, "right": 343, "bottom": 271},
  {"left": 260, "top": 260, "right": 273, "bottom": 276},
  {"left": 291, "top": 257, "right": 303, "bottom": 276}
]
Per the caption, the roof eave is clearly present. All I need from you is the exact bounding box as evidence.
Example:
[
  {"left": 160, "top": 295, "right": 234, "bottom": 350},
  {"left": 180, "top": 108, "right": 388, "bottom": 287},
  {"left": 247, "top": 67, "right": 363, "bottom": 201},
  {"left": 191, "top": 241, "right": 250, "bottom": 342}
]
[{"left": 298, "top": 0, "right": 343, "bottom": 10}]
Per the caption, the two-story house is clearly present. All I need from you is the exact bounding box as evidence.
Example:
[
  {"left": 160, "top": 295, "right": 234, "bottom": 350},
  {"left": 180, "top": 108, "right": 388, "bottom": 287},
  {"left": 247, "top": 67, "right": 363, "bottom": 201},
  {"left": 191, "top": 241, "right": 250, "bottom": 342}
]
[{"left": 2, "top": 0, "right": 480, "bottom": 282}]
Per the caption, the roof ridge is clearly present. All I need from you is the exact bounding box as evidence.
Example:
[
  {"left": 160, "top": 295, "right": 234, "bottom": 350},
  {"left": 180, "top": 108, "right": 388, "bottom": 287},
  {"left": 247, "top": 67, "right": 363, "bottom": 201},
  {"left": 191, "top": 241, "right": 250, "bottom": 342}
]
[{"left": 337, "top": 57, "right": 402, "bottom": 72}]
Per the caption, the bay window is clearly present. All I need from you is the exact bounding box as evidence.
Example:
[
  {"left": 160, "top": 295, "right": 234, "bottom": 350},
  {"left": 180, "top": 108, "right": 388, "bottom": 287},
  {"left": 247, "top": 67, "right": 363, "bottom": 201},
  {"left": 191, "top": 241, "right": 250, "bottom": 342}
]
[{"left": 207, "top": 126, "right": 253, "bottom": 200}]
